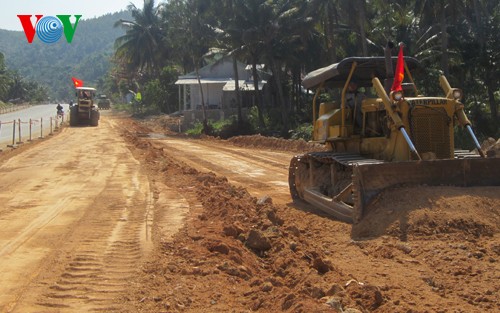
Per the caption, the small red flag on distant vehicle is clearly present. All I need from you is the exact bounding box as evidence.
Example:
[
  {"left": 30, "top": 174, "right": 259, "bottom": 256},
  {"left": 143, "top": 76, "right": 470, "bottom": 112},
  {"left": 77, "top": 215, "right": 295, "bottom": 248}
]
[
  {"left": 391, "top": 44, "right": 404, "bottom": 92},
  {"left": 72, "top": 77, "right": 84, "bottom": 87}
]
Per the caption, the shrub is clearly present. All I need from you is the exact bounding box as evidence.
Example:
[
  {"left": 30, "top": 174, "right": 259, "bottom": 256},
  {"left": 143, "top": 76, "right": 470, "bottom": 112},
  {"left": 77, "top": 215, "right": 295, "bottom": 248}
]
[
  {"left": 112, "top": 102, "right": 134, "bottom": 113},
  {"left": 289, "top": 123, "right": 313, "bottom": 141},
  {"left": 185, "top": 121, "right": 206, "bottom": 136},
  {"left": 218, "top": 117, "right": 255, "bottom": 139},
  {"left": 185, "top": 117, "right": 255, "bottom": 139}
]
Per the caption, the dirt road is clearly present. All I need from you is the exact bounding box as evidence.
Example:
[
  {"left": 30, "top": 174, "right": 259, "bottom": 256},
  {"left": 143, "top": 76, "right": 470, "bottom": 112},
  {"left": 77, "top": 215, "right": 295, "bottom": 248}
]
[
  {"left": 0, "top": 114, "right": 299, "bottom": 312},
  {"left": 1, "top": 113, "right": 498, "bottom": 312},
  {"left": 0, "top": 115, "right": 160, "bottom": 312},
  {"left": 143, "top": 135, "right": 294, "bottom": 203}
]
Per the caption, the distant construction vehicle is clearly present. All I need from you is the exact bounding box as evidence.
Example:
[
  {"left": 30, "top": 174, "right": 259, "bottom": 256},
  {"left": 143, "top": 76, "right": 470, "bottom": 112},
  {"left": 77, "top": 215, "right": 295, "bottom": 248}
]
[
  {"left": 289, "top": 45, "right": 500, "bottom": 223},
  {"left": 70, "top": 87, "right": 100, "bottom": 126},
  {"left": 97, "top": 95, "right": 111, "bottom": 110}
]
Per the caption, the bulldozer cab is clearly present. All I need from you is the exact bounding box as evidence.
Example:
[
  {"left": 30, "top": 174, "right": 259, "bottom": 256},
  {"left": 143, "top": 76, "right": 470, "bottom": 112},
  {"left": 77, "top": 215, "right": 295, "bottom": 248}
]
[
  {"left": 76, "top": 87, "right": 96, "bottom": 115},
  {"left": 302, "top": 57, "right": 479, "bottom": 161},
  {"left": 76, "top": 87, "right": 96, "bottom": 104},
  {"left": 302, "top": 57, "right": 421, "bottom": 144}
]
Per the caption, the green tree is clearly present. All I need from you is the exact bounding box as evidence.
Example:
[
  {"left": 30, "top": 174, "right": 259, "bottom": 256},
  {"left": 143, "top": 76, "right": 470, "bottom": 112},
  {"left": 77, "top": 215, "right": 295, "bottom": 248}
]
[
  {"left": 7, "top": 73, "right": 26, "bottom": 101},
  {"left": 259, "top": 0, "right": 315, "bottom": 136},
  {"left": 414, "top": 0, "right": 466, "bottom": 77},
  {"left": 307, "top": 0, "right": 343, "bottom": 64},
  {"left": 26, "top": 81, "right": 49, "bottom": 103},
  {"left": 210, "top": 0, "right": 264, "bottom": 127},
  {"left": 166, "top": 0, "right": 215, "bottom": 133},
  {"left": 114, "top": 0, "right": 166, "bottom": 76},
  {"left": 142, "top": 66, "right": 180, "bottom": 113},
  {"left": 0, "top": 53, "right": 11, "bottom": 101},
  {"left": 452, "top": 0, "right": 499, "bottom": 135}
]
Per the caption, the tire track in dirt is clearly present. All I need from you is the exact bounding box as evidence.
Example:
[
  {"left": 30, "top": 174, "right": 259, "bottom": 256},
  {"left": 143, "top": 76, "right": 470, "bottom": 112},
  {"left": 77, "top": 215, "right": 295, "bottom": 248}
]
[
  {"left": 1, "top": 116, "right": 153, "bottom": 312},
  {"left": 27, "top": 137, "right": 151, "bottom": 312},
  {"left": 0, "top": 198, "right": 71, "bottom": 257}
]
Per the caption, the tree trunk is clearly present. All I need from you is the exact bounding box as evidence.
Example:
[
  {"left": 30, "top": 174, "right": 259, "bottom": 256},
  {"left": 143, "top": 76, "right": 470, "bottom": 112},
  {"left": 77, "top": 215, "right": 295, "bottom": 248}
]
[
  {"left": 440, "top": 6, "right": 449, "bottom": 77},
  {"left": 485, "top": 69, "right": 499, "bottom": 121},
  {"left": 195, "top": 60, "right": 208, "bottom": 134},
  {"left": 472, "top": 0, "right": 484, "bottom": 48},
  {"left": 271, "top": 60, "right": 289, "bottom": 137},
  {"left": 232, "top": 56, "right": 242, "bottom": 124},
  {"left": 326, "top": 4, "right": 337, "bottom": 63},
  {"left": 358, "top": 0, "right": 368, "bottom": 56},
  {"left": 251, "top": 55, "right": 265, "bottom": 129},
  {"left": 293, "top": 69, "right": 300, "bottom": 114},
  {"left": 472, "top": 1, "right": 496, "bottom": 120}
]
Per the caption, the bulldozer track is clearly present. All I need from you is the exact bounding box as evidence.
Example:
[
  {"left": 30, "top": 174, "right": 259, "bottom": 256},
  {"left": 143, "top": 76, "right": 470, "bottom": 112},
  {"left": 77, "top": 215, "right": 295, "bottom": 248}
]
[{"left": 303, "top": 151, "right": 386, "bottom": 166}]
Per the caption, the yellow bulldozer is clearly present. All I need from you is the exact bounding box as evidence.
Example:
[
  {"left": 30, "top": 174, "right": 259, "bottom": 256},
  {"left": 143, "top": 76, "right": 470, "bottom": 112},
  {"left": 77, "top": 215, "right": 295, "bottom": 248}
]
[
  {"left": 289, "top": 48, "right": 500, "bottom": 223},
  {"left": 70, "top": 87, "right": 100, "bottom": 126}
]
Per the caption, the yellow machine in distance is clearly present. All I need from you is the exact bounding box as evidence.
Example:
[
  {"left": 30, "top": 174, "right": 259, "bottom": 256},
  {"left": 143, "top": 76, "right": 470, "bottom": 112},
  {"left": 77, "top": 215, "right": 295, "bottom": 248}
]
[{"left": 70, "top": 87, "right": 100, "bottom": 126}]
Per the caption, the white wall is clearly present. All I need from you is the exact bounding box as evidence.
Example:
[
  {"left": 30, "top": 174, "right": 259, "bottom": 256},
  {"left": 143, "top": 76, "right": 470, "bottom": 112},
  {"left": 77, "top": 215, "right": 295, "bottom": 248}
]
[{"left": 190, "top": 83, "right": 225, "bottom": 109}]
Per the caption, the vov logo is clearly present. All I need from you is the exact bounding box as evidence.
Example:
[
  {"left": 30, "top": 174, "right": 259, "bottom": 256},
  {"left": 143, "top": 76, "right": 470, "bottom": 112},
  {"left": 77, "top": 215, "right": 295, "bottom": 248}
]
[{"left": 17, "top": 15, "right": 82, "bottom": 44}]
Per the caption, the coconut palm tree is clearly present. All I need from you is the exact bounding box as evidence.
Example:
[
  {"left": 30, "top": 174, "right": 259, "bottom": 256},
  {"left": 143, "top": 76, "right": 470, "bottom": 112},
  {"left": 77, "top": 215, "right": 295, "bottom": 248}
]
[
  {"left": 217, "top": 0, "right": 316, "bottom": 134},
  {"left": 259, "top": 0, "right": 316, "bottom": 135},
  {"left": 164, "top": 0, "right": 215, "bottom": 133},
  {"left": 213, "top": 0, "right": 271, "bottom": 128},
  {"left": 114, "top": 0, "right": 165, "bottom": 77}
]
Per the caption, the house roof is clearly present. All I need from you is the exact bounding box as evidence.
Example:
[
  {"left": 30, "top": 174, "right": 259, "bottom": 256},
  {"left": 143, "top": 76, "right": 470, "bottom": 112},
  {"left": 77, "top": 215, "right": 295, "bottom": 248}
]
[
  {"left": 177, "top": 55, "right": 249, "bottom": 80},
  {"left": 175, "top": 78, "right": 267, "bottom": 91},
  {"left": 175, "top": 55, "right": 270, "bottom": 87},
  {"left": 175, "top": 78, "right": 230, "bottom": 85},
  {"left": 222, "top": 80, "right": 266, "bottom": 91}
]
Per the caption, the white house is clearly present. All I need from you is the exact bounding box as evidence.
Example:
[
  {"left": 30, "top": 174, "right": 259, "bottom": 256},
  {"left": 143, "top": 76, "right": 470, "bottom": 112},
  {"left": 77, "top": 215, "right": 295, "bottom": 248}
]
[{"left": 175, "top": 56, "right": 267, "bottom": 113}]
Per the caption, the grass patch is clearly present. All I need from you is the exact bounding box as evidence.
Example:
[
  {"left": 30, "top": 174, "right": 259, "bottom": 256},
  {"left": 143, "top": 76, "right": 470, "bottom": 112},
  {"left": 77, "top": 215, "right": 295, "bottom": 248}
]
[
  {"left": 185, "top": 117, "right": 254, "bottom": 139},
  {"left": 112, "top": 103, "right": 134, "bottom": 113}
]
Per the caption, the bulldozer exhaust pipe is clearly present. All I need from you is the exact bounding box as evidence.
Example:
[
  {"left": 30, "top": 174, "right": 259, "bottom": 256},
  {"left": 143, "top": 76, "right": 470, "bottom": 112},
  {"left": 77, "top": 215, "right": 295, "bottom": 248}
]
[
  {"left": 400, "top": 127, "right": 422, "bottom": 160},
  {"left": 384, "top": 41, "right": 395, "bottom": 93},
  {"left": 466, "top": 125, "right": 486, "bottom": 158}
]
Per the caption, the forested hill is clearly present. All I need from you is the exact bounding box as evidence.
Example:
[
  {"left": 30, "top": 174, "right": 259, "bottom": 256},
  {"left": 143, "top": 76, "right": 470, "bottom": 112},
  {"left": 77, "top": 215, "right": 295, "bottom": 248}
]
[{"left": 0, "top": 11, "right": 131, "bottom": 100}]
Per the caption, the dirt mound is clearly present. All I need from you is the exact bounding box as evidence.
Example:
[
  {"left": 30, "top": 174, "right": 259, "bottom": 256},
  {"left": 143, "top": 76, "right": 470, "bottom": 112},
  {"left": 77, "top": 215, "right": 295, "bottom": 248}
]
[
  {"left": 139, "top": 115, "right": 326, "bottom": 154},
  {"left": 139, "top": 114, "right": 183, "bottom": 134},
  {"left": 482, "top": 137, "right": 500, "bottom": 157},
  {"left": 133, "top": 168, "right": 382, "bottom": 312},
  {"left": 228, "top": 134, "right": 327, "bottom": 153},
  {"left": 352, "top": 186, "right": 500, "bottom": 239}
]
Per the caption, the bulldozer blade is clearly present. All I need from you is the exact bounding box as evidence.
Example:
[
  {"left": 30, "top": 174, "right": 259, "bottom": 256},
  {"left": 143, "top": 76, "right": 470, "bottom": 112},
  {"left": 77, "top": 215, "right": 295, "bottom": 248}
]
[{"left": 351, "top": 158, "right": 500, "bottom": 223}]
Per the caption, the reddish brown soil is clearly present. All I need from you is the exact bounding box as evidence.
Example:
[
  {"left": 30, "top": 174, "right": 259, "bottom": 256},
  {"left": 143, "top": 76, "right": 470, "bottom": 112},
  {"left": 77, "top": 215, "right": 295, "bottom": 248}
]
[{"left": 121, "top": 116, "right": 500, "bottom": 313}]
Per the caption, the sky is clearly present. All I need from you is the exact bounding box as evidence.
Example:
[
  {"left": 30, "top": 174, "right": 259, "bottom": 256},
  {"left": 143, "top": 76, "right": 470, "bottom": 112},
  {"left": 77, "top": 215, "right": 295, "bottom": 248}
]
[{"left": 0, "top": 0, "right": 143, "bottom": 31}]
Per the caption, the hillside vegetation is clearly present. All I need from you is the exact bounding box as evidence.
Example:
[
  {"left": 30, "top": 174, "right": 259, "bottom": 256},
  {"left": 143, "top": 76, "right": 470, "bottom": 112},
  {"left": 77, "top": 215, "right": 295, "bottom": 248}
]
[{"left": 0, "top": 11, "right": 131, "bottom": 100}]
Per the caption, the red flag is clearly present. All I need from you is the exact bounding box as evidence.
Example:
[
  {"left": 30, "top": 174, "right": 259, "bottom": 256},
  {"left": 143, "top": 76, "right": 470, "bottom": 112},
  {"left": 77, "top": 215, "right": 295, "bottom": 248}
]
[
  {"left": 72, "top": 77, "right": 84, "bottom": 88},
  {"left": 391, "top": 45, "right": 404, "bottom": 92}
]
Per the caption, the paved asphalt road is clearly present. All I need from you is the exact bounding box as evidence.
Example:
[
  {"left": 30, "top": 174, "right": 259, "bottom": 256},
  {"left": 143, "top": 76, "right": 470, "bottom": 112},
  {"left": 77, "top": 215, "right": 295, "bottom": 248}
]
[{"left": 0, "top": 104, "right": 69, "bottom": 147}]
